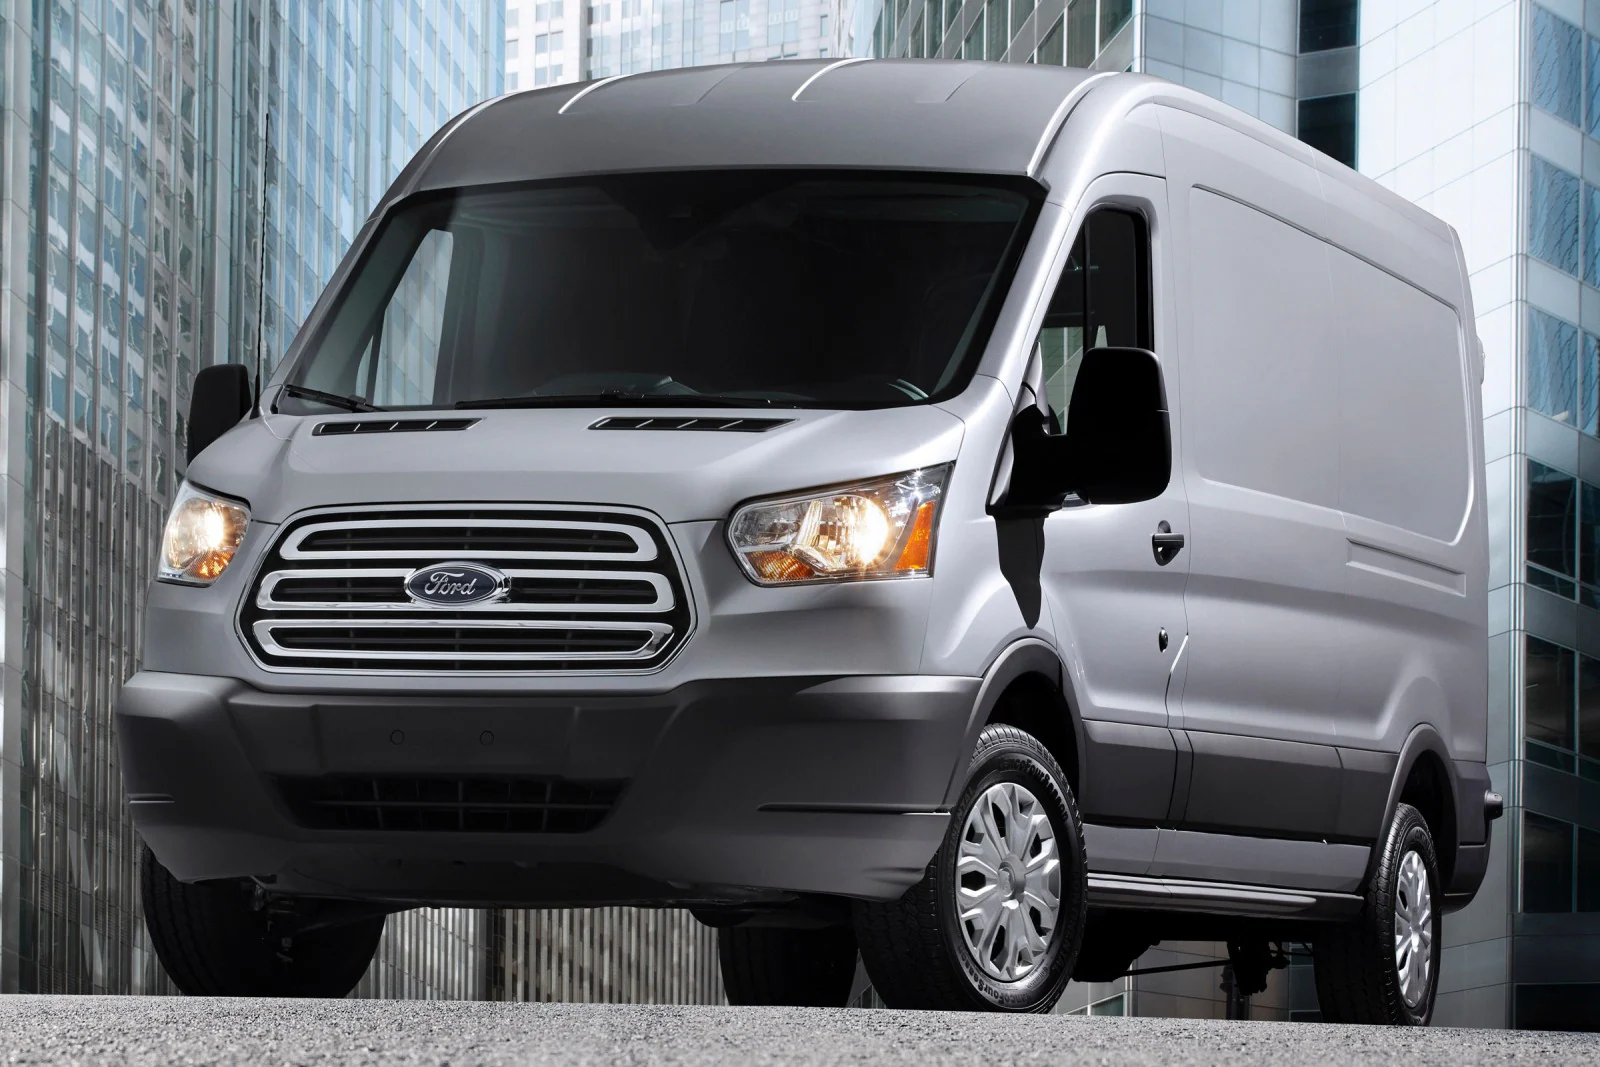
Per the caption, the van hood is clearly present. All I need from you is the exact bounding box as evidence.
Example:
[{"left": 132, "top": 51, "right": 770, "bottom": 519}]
[{"left": 185, "top": 405, "right": 969, "bottom": 525}]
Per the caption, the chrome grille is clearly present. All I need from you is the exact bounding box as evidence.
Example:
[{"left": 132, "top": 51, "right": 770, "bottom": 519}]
[{"left": 242, "top": 506, "right": 691, "bottom": 673}]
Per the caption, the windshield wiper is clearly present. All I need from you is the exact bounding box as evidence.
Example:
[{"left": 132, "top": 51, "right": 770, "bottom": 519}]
[
  {"left": 454, "top": 390, "right": 785, "bottom": 410},
  {"left": 279, "top": 383, "right": 385, "bottom": 412}
]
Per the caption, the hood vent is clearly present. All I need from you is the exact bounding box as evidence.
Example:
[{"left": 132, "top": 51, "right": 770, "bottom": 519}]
[
  {"left": 590, "top": 416, "right": 793, "bottom": 433},
  {"left": 314, "top": 418, "right": 480, "bottom": 436}
]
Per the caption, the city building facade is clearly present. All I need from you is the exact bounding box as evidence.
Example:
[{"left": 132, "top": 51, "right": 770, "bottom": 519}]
[
  {"left": 504, "top": 0, "right": 853, "bottom": 90},
  {"left": 0, "top": 0, "right": 505, "bottom": 995}
]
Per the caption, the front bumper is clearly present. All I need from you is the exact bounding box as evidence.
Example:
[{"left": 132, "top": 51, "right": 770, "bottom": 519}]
[{"left": 117, "top": 671, "right": 979, "bottom": 907}]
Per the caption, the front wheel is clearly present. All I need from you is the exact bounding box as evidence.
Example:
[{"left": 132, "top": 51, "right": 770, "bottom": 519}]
[
  {"left": 141, "top": 845, "right": 385, "bottom": 997},
  {"left": 1312, "top": 802, "right": 1442, "bottom": 1025},
  {"left": 853, "top": 724, "right": 1087, "bottom": 1012}
]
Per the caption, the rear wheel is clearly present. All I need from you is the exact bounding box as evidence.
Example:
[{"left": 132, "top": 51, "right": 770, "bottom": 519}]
[
  {"left": 141, "top": 845, "right": 385, "bottom": 997},
  {"left": 717, "top": 924, "right": 858, "bottom": 1006},
  {"left": 1312, "top": 803, "right": 1441, "bottom": 1025},
  {"left": 853, "top": 724, "right": 1087, "bottom": 1012}
]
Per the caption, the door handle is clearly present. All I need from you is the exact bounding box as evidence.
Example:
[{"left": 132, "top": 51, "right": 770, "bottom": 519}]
[{"left": 1152, "top": 521, "right": 1185, "bottom": 566}]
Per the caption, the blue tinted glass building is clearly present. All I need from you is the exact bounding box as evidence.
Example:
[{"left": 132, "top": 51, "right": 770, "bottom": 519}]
[{"left": 0, "top": 0, "right": 502, "bottom": 994}]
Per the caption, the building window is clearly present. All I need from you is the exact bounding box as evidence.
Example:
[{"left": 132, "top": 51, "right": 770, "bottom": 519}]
[
  {"left": 1526, "top": 635, "right": 1577, "bottom": 756},
  {"left": 1528, "top": 464, "right": 1580, "bottom": 599},
  {"left": 987, "top": 0, "right": 1008, "bottom": 60},
  {"left": 1099, "top": 0, "right": 1132, "bottom": 44},
  {"left": 1523, "top": 812, "right": 1575, "bottom": 912},
  {"left": 1065, "top": 0, "right": 1095, "bottom": 68},
  {"left": 1036, "top": 16, "right": 1063, "bottom": 66},
  {"left": 1515, "top": 983, "right": 1600, "bottom": 1032},
  {"left": 1528, "top": 307, "right": 1600, "bottom": 435},
  {"left": 1522, "top": 630, "right": 1600, "bottom": 774},
  {"left": 1533, "top": 4, "right": 1583, "bottom": 127},
  {"left": 1300, "top": 0, "right": 1358, "bottom": 53},
  {"left": 1531, "top": 156, "right": 1582, "bottom": 277},
  {"left": 1011, "top": 0, "right": 1033, "bottom": 39},
  {"left": 963, "top": 8, "right": 985, "bottom": 60},
  {"left": 1297, "top": 93, "right": 1357, "bottom": 168}
]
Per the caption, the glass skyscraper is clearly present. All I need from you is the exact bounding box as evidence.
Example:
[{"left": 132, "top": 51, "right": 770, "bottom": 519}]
[
  {"left": 0, "top": 0, "right": 503, "bottom": 994},
  {"left": 504, "top": 0, "right": 851, "bottom": 90}
]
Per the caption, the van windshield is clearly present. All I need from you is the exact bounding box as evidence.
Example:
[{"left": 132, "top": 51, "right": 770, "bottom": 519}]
[{"left": 279, "top": 171, "right": 1038, "bottom": 413}]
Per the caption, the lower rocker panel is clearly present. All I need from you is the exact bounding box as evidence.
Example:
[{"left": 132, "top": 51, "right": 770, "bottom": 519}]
[{"left": 1087, "top": 872, "right": 1364, "bottom": 920}]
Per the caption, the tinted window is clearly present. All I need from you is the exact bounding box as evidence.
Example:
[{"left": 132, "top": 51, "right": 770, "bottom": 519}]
[
  {"left": 1526, "top": 636, "right": 1576, "bottom": 753},
  {"left": 1297, "top": 93, "right": 1357, "bottom": 169},
  {"left": 1522, "top": 812, "right": 1574, "bottom": 913},
  {"left": 1066, "top": 0, "right": 1095, "bottom": 67},
  {"left": 987, "top": 0, "right": 1007, "bottom": 60},
  {"left": 284, "top": 172, "right": 1036, "bottom": 412},
  {"left": 1299, "top": 0, "right": 1358, "bottom": 53},
  {"left": 1531, "top": 156, "right": 1581, "bottom": 276},
  {"left": 1036, "top": 16, "right": 1064, "bottom": 65},
  {"left": 1099, "top": 0, "right": 1132, "bottom": 44},
  {"left": 1583, "top": 652, "right": 1600, "bottom": 763},
  {"left": 1516, "top": 982, "right": 1600, "bottom": 1031},
  {"left": 1529, "top": 307, "right": 1582, "bottom": 425},
  {"left": 1034, "top": 209, "right": 1152, "bottom": 424},
  {"left": 1533, "top": 4, "right": 1583, "bottom": 126},
  {"left": 1528, "top": 461, "right": 1578, "bottom": 590}
]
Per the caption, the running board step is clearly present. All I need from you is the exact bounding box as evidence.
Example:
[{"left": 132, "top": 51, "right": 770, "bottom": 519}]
[{"left": 1087, "top": 873, "right": 1363, "bottom": 920}]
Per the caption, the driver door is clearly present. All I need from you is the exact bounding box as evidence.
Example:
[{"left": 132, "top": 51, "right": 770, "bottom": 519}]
[{"left": 1034, "top": 184, "right": 1188, "bottom": 863}]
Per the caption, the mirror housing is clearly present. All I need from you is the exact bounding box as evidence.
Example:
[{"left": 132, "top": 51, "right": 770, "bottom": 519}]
[
  {"left": 187, "top": 364, "right": 254, "bottom": 463},
  {"left": 994, "top": 347, "right": 1170, "bottom": 514}
]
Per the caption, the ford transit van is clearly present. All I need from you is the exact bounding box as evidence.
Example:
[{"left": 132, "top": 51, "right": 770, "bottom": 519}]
[{"left": 118, "top": 61, "right": 1499, "bottom": 1021}]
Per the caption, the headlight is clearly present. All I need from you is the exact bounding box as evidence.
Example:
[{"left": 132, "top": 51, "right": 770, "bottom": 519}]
[
  {"left": 729, "top": 465, "right": 951, "bottom": 585},
  {"left": 158, "top": 482, "right": 250, "bottom": 584}
]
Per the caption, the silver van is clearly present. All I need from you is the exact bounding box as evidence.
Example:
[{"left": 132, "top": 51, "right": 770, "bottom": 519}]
[{"left": 118, "top": 60, "right": 1500, "bottom": 1021}]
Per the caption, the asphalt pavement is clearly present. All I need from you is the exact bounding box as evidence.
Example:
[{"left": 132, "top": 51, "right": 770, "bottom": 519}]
[{"left": 3, "top": 996, "right": 1597, "bottom": 1066}]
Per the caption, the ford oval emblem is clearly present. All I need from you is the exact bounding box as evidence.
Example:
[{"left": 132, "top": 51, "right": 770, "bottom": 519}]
[{"left": 403, "top": 562, "right": 510, "bottom": 607}]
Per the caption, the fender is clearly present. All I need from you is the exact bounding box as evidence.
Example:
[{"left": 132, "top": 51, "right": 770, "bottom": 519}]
[
  {"left": 1362, "top": 723, "right": 1462, "bottom": 890},
  {"left": 940, "top": 638, "right": 1085, "bottom": 808}
]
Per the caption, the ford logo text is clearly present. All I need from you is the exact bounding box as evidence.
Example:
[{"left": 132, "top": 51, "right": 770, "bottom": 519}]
[{"left": 403, "top": 562, "right": 510, "bottom": 607}]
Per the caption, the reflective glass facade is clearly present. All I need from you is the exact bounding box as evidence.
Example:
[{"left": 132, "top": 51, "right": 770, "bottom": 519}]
[
  {"left": 1502, "top": 0, "right": 1600, "bottom": 1027},
  {"left": 504, "top": 0, "right": 850, "bottom": 90},
  {"left": 0, "top": 0, "right": 503, "bottom": 994},
  {"left": 856, "top": 0, "right": 1599, "bottom": 1032}
]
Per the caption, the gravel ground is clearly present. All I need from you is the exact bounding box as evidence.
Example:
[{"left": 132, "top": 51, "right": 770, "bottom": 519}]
[{"left": 2, "top": 997, "right": 1597, "bottom": 1067}]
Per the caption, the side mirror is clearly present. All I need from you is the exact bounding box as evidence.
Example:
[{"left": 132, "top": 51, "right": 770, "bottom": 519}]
[
  {"left": 1063, "top": 346, "right": 1171, "bottom": 505},
  {"left": 994, "top": 347, "right": 1170, "bottom": 514},
  {"left": 186, "top": 364, "right": 254, "bottom": 463}
]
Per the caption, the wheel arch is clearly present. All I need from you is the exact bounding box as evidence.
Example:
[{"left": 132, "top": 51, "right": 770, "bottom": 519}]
[
  {"left": 1366, "top": 724, "right": 1461, "bottom": 891},
  {"left": 941, "top": 639, "right": 1084, "bottom": 807}
]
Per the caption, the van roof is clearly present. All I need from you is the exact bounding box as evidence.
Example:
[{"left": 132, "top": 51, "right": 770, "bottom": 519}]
[
  {"left": 399, "top": 60, "right": 1101, "bottom": 193},
  {"left": 389, "top": 59, "right": 1456, "bottom": 260}
]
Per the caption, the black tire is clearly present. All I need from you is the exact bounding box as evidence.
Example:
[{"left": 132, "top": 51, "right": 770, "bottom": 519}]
[
  {"left": 717, "top": 924, "right": 858, "bottom": 1007},
  {"left": 1313, "top": 803, "right": 1442, "bottom": 1025},
  {"left": 853, "top": 724, "right": 1087, "bottom": 1012},
  {"left": 141, "top": 845, "right": 385, "bottom": 997}
]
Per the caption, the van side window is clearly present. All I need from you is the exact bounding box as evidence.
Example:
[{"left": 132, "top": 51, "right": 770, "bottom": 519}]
[{"left": 1035, "top": 209, "right": 1153, "bottom": 424}]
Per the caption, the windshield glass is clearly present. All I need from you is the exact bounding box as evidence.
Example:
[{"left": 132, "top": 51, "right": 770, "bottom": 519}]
[{"left": 279, "top": 170, "right": 1038, "bottom": 412}]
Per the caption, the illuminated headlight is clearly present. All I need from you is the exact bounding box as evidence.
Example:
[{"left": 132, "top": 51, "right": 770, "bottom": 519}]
[
  {"left": 157, "top": 482, "right": 250, "bottom": 584},
  {"left": 728, "top": 465, "right": 951, "bottom": 585}
]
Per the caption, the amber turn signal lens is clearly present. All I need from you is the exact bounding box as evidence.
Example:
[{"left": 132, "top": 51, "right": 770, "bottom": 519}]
[
  {"left": 745, "top": 550, "right": 816, "bottom": 583},
  {"left": 894, "top": 500, "right": 937, "bottom": 572}
]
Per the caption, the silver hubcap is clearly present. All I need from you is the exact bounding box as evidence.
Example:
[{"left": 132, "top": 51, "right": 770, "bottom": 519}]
[
  {"left": 955, "top": 782, "right": 1062, "bottom": 983},
  {"left": 1394, "top": 849, "right": 1434, "bottom": 1007}
]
